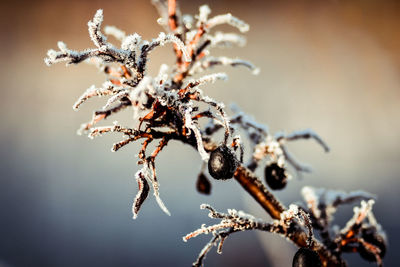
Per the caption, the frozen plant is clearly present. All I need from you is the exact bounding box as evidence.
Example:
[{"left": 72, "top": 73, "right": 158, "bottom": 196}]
[{"left": 45, "top": 0, "right": 387, "bottom": 266}]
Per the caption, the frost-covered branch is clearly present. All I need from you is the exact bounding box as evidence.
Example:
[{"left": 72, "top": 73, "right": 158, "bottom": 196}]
[
  {"left": 184, "top": 204, "right": 280, "bottom": 266},
  {"left": 189, "top": 56, "right": 259, "bottom": 76},
  {"left": 207, "top": 13, "right": 249, "bottom": 33},
  {"left": 301, "top": 186, "right": 376, "bottom": 224},
  {"left": 45, "top": 1, "right": 387, "bottom": 266}
]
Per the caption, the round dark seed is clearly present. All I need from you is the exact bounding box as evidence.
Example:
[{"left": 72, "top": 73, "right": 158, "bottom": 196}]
[
  {"left": 264, "top": 163, "right": 287, "bottom": 190},
  {"left": 208, "top": 145, "right": 238, "bottom": 180},
  {"left": 293, "top": 247, "right": 322, "bottom": 267}
]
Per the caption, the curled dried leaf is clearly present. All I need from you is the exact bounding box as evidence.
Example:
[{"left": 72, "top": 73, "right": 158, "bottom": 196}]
[{"left": 132, "top": 171, "right": 150, "bottom": 219}]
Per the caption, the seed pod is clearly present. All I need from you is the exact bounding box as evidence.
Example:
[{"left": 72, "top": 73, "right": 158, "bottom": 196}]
[
  {"left": 196, "top": 172, "right": 211, "bottom": 195},
  {"left": 264, "top": 163, "right": 287, "bottom": 190},
  {"left": 292, "top": 247, "right": 322, "bottom": 267},
  {"left": 358, "top": 227, "right": 386, "bottom": 262},
  {"left": 208, "top": 145, "right": 238, "bottom": 180}
]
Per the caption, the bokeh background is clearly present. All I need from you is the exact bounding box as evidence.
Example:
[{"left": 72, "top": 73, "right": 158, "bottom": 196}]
[{"left": 1, "top": 0, "right": 399, "bottom": 266}]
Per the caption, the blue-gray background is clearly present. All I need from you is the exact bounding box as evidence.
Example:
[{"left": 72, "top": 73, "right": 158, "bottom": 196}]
[{"left": 0, "top": 0, "right": 399, "bottom": 266}]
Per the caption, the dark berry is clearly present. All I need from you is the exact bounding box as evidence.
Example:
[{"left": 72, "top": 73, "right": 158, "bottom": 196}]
[
  {"left": 293, "top": 247, "right": 322, "bottom": 267},
  {"left": 358, "top": 227, "right": 386, "bottom": 262},
  {"left": 264, "top": 163, "right": 287, "bottom": 190},
  {"left": 196, "top": 173, "right": 211, "bottom": 195},
  {"left": 208, "top": 145, "right": 238, "bottom": 180}
]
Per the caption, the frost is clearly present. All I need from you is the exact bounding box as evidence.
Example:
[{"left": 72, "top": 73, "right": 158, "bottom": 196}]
[
  {"left": 185, "top": 72, "right": 228, "bottom": 89},
  {"left": 132, "top": 170, "right": 150, "bottom": 219},
  {"left": 183, "top": 104, "right": 209, "bottom": 161},
  {"left": 207, "top": 13, "right": 250, "bottom": 32},
  {"left": 210, "top": 32, "right": 246, "bottom": 47},
  {"left": 301, "top": 186, "right": 376, "bottom": 222},
  {"left": 46, "top": 2, "right": 387, "bottom": 266},
  {"left": 141, "top": 162, "right": 171, "bottom": 217},
  {"left": 184, "top": 204, "right": 283, "bottom": 266},
  {"left": 182, "top": 14, "right": 194, "bottom": 29},
  {"left": 198, "top": 5, "right": 211, "bottom": 24},
  {"left": 121, "top": 33, "right": 142, "bottom": 51},
  {"left": 104, "top": 25, "right": 126, "bottom": 41},
  {"left": 149, "top": 32, "right": 191, "bottom": 62},
  {"left": 88, "top": 9, "right": 107, "bottom": 49},
  {"left": 103, "top": 90, "right": 129, "bottom": 110},
  {"left": 341, "top": 200, "right": 375, "bottom": 234}
]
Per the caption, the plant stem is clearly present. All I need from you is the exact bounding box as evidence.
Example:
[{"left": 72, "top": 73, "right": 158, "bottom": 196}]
[
  {"left": 234, "top": 165, "right": 285, "bottom": 220},
  {"left": 233, "top": 165, "right": 344, "bottom": 267}
]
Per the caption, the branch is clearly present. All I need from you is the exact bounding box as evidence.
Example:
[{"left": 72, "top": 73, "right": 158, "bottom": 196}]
[
  {"left": 234, "top": 165, "right": 285, "bottom": 220},
  {"left": 232, "top": 165, "right": 343, "bottom": 266},
  {"left": 184, "top": 204, "right": 279, "bottom": 266}
]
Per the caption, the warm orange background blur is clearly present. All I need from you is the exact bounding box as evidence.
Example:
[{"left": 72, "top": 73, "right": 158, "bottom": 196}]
[{"left": 0, "top": 0, "right": 399, "bottom": 266}]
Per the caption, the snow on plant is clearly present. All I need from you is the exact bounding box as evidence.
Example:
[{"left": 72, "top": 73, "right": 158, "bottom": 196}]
[{"left": 45, "top": 0, "right": 387, "bottom": 266}]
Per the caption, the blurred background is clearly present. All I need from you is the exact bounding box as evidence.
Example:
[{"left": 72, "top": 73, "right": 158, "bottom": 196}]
[{"left": 0, "top": 0, "right": 399, "bottom": 266}]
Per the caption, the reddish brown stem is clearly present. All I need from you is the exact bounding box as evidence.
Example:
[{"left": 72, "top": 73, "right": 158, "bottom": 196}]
[
  {"left": 234, "top": 165, "right": 284, "bottom": 220},
  {"left": 150, "top": 137, "right": 169, "bottom": 159},
  {"left": 233, "top": 164, "right": 343, "bottom": 267},
  {"left": 168, "top": 0, "right": 183, "bottom": 64},
  {"left": 168, "top": 0, "right": 178, "bottom": 30}
]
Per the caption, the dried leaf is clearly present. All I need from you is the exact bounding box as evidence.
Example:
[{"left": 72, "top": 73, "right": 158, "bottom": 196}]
[{"left": 132, "top": 172, "right": 150, "bottom": 219}]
